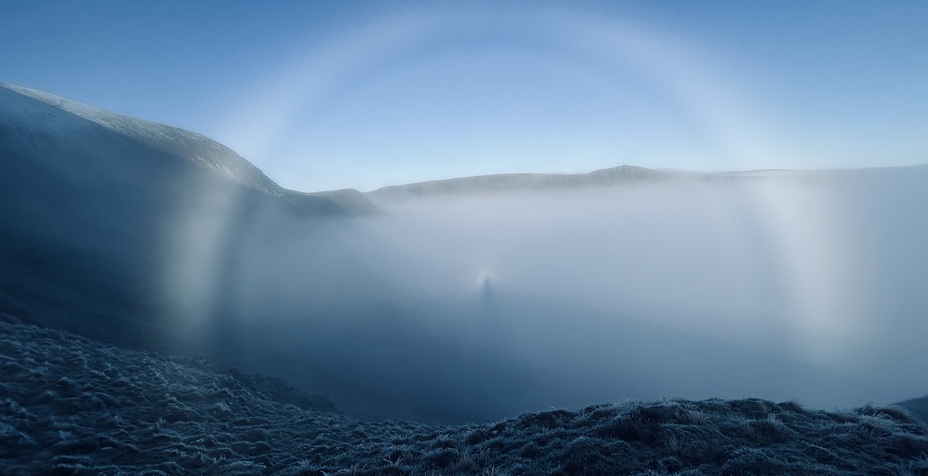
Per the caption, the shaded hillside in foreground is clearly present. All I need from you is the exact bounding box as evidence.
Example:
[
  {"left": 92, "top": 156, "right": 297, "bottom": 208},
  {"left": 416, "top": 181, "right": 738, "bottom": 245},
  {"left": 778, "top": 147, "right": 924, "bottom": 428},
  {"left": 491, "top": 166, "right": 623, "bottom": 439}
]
[{"left": 2, "top": 314, "right": 926, "bottom": 475}]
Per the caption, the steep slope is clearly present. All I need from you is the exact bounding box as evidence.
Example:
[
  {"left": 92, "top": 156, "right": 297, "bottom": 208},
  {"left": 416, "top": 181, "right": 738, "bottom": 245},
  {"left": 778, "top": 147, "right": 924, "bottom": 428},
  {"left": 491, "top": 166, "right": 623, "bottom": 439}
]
[
  {"left": 0, "top": 83, "right": 348, "bottom": 351},
  {"left": 0, "top": 82, "right": 282, "bottom": 195}
]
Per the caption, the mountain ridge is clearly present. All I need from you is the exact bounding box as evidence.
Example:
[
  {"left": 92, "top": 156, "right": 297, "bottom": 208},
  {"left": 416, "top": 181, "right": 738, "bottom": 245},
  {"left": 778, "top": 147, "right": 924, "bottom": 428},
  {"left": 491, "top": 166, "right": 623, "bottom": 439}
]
[
  {"left": 0, "top": 82, "right": 283, "bottom": 196},
  {"left": 367, "top": 164, "right": 672, "bottom": 198},
  {"left": 367, "top": 163, "right": 928, "bottom": 199}
]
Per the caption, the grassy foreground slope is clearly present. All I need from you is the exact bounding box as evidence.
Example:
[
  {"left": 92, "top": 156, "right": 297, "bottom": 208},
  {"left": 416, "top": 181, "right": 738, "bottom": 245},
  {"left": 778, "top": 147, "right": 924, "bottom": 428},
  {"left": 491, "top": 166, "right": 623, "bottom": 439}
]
[{"left": 1, "top": 313, "right": 926, "bottom": 475}]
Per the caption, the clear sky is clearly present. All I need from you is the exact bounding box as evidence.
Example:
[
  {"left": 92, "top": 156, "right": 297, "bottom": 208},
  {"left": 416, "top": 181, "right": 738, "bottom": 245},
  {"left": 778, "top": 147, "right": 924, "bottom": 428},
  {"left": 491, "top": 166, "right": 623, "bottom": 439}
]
[{"left": 2, "top": 1, "right": 927, "bottom": 192}]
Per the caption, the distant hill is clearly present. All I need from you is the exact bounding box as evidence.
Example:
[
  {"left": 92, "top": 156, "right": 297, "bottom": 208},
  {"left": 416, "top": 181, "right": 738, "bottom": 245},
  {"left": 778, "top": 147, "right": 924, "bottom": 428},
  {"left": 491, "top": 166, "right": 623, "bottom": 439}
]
[
  {"left": 368, "top": 164, "right": 673, "bottom": 199},
  {"left": 368, "top": 163, "right": 928, "bottom": 201}
]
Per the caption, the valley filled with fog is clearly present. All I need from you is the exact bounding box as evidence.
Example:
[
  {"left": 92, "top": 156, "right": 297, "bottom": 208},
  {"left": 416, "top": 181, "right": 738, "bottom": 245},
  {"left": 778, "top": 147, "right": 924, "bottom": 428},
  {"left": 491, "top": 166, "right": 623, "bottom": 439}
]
[
  {"left": 2, "top": 82, "right": 925, "bottom": 425},
  {"left": 3, "top": 81, "right": 928, "bottom": 473},
  {"left": 158, "top": 165, "right": 928, "bottom": 423},
  {"left": 4, "top": 2, "right": 928, "bottom": 470}
]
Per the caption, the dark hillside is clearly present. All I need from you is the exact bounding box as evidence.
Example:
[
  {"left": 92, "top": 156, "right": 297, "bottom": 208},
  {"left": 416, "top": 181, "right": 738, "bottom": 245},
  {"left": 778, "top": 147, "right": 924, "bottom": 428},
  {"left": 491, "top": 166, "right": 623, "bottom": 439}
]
[{"left": 0, "top": 84, "right": 348, "bottom": 352}]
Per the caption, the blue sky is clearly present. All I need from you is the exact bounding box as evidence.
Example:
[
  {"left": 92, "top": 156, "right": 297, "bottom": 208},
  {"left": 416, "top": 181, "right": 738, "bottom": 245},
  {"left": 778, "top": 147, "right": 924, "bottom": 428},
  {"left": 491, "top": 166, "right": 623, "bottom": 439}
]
[{"left": 2, "top": 1, "right": 927, "bottom": 191}]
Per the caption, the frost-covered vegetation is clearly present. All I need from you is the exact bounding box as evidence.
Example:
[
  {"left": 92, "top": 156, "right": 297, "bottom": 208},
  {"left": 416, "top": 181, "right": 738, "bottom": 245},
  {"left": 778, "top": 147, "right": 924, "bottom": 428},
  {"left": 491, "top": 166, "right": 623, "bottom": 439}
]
[{"left": 1, "top": 313, "right": 926, "bottom": 475}]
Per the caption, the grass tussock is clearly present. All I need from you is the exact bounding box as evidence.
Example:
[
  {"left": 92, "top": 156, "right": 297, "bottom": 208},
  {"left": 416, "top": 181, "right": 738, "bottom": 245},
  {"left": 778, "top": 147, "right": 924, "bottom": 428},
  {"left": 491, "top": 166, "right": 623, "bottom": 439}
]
[{"left": 1, "top": 313, "right": 927, "bottom": 475}]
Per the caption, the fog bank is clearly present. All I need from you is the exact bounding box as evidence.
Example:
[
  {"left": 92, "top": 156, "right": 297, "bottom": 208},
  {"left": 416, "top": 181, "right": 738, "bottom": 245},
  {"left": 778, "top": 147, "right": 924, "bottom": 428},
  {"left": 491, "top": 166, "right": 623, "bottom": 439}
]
[{"left": 164, "top": 168, "right": 928, "bottom": 422}]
